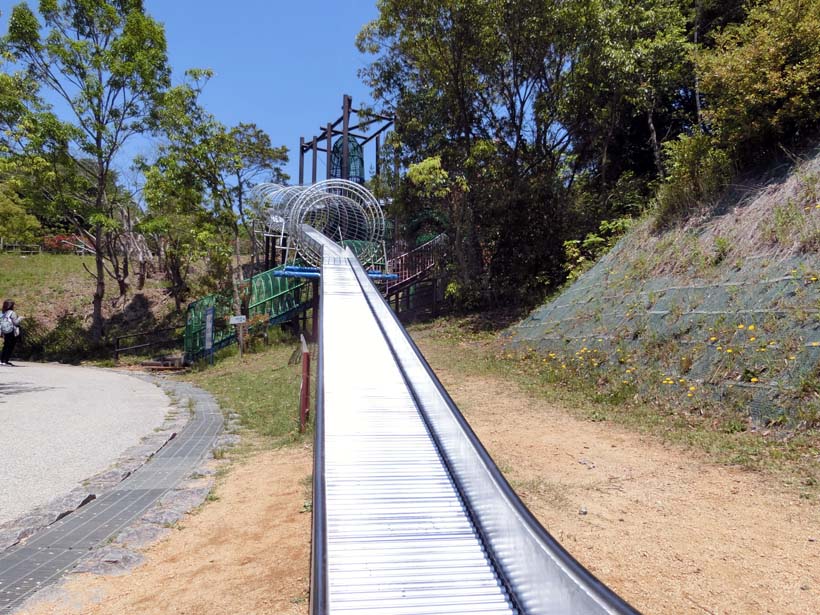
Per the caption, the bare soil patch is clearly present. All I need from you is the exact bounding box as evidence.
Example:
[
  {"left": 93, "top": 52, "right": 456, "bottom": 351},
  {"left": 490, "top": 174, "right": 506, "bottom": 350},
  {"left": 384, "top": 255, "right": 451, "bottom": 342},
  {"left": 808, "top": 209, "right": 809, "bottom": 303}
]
[
  {"left": 419, "top": 334, "right": 820, "bottom": 615},
  {"left": 19, "top": 445, "right": 312, "bottom": 615}
]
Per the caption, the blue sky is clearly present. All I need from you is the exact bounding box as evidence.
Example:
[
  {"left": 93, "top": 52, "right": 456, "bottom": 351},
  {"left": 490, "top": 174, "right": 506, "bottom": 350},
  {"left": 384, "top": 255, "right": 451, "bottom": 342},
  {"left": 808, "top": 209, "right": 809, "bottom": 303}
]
[{"left": 0, "top": 0, "right": 382, "bottom": 183}]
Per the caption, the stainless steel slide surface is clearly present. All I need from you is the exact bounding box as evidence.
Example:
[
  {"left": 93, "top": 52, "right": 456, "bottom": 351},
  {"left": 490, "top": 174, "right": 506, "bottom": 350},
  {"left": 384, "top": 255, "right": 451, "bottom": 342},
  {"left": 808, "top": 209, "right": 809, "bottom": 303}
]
[{"left": 311, "top": 239, "right": 640, "bottom": 615}]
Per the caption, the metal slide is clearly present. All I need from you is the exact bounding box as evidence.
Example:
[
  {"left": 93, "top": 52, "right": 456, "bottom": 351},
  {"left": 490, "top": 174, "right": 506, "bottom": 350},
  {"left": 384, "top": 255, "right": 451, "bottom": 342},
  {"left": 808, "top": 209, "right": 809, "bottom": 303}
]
[{"left": 307, "top": 227, "right": 640, "bottom": 615}]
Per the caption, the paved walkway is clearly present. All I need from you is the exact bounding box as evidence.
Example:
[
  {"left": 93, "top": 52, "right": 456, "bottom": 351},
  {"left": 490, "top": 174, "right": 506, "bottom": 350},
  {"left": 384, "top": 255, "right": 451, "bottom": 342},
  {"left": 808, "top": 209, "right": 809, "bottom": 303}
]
[
  {"left": 0, "top": 363, "right": 169, "bottom": 525},
  {"left": 0, "top": 375, "right": 224, "bottom": 613}
]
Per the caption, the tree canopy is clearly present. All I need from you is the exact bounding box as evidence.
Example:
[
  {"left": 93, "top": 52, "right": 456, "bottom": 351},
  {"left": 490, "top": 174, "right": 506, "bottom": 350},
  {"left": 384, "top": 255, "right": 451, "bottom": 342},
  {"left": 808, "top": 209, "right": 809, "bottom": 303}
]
[
  {"left": 360, "top": 0, "right": 820, "bottom": 308},
  {"left": 3, "top": 0, "right": 170, "bottom": 340}
]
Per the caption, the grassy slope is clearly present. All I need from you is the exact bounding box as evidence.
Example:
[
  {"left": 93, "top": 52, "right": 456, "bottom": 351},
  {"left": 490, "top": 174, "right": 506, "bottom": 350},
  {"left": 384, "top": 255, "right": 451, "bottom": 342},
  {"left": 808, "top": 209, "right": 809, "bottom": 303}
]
[
  {"left": 181, "top": 336, "right": 310, "bottom": 448},
  {"left": 0, "top": 252, "right": 177, "bottom": 359},
  {"left": 0, "top": 253, "right": 100, "bottom": 322},
  {"left": 510, "top": 150, "right": 820, "bottom": 427}
]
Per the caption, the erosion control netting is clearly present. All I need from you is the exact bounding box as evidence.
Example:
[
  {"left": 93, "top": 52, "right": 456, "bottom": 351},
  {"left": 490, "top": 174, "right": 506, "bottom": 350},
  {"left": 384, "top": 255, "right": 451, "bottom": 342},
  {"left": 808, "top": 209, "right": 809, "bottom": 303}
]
[
  {"left": 251, "top": 179, "right": 384, "bottom": 267},
  {"left": 509, "top": 238, "right": 820, "bottom": 424}
]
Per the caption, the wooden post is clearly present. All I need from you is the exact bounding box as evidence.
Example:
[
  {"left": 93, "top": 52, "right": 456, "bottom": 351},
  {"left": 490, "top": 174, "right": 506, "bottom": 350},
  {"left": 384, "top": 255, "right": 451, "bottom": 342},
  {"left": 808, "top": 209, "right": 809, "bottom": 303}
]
[
  {"left": 342, "top": 95, "right": 351, "bottom": 180},
  {"left": 299, "top": 136, "right": 305, "bottom": 185},
  {"left": 311, "top": 137, "right": 318, "bottom": 184},
  {"left": 325, "top": 123, "right": 333, "bottom": 179},
  {"left": 299, "top": 334, "right": 311, "bottom": 432},
  {"left": 375, "top": 134, "right": 381, "bottom": 180}
]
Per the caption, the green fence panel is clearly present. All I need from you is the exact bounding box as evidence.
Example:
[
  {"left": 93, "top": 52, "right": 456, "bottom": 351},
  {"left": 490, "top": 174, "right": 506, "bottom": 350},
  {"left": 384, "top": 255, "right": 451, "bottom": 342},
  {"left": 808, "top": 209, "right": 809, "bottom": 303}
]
[{"left": 184, "top": 265, "right": 310, "bottom": 362}]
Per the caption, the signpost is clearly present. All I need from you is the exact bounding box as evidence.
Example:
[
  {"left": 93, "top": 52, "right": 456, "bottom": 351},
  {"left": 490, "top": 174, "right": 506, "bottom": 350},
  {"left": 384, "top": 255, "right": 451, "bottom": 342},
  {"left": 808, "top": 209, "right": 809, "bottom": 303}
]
[
  {"left": 204, "top": 307, "right": 214, "bottom": 365},
  {"left": 230, "top": 314, "right": 247, "bottom": 358}
]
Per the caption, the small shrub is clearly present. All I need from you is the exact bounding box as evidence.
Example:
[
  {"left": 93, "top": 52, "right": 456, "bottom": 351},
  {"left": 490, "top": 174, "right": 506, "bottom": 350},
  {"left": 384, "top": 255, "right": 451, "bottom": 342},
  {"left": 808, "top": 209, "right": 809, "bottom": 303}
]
[
  {"left": 712, "top": 236, "right": 731, "bottom": 265},
  {"left": 764, "top": 200, "right": 806, "bottom": 246},
  {"left": 17, "top": 313, "right": 94, "bottom": 363},
  {"left": 654, "top": 131, "right": 731, "bottom": 229},
  {"left": 563, "top": 217, "right": 632, "bottom": 282}
]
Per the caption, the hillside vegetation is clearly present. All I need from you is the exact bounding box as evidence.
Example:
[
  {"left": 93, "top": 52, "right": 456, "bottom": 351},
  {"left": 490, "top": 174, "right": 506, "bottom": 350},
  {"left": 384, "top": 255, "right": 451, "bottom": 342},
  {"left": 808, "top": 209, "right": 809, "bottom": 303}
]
[
  {"left": 0, "top": 252, "right": 175, "bottom": 361},
  {"left": 360, "top": 0, "right": 820, "bottom": 308},
  {"left": 509, "top": 149, "right": 820, "bottom": 430}
]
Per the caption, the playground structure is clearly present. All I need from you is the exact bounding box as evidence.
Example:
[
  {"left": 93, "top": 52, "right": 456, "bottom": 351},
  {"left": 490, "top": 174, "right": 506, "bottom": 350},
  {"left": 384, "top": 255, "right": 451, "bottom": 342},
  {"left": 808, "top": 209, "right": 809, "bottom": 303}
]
[
  {"left": 297, "top": 94, "right": 394, "bottom": 186},
  {"left": 180, "top": 87, "right": 637, "bottom": 609},
  {"left": 182, "top": 171, "right": 638, "bottom": 611},
  {"left": 251, "top": 179, "right": 386, "bottom": 268}
]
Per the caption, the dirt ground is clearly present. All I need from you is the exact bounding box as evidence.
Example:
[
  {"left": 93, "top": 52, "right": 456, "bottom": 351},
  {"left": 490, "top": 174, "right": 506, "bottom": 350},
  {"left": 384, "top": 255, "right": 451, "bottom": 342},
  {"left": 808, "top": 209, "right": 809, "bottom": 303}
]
[
  {"left": 19, "top": 339, "right": 820, "bottom": 615},
  {"left": 433, "top": 361, "right": 820, "bottom": 615}
]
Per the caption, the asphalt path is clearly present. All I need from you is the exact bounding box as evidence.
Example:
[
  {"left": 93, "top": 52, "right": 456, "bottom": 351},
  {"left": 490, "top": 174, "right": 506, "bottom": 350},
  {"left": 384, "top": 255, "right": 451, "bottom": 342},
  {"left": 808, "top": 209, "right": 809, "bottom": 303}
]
[{"left": 0, "top": 362, "right": 169, "bottom": 525}]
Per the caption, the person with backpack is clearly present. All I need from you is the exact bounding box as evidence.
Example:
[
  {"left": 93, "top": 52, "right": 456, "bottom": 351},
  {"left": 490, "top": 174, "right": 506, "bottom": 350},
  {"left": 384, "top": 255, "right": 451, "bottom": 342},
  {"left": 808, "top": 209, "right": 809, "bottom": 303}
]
[{"left": 1, "top": 299, "right": 23, "bottom": 366}]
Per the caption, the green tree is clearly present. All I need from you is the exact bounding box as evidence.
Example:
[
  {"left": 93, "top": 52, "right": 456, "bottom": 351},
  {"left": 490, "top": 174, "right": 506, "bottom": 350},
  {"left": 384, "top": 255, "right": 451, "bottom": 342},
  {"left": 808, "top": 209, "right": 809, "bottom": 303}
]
[
  {"left": 0, "top": 181, "right": 41, "bottom": 242},
  {"left": 146, "top": 70, "right": 288, "bottom": 314},
  {"left": 359, "top": 0, "right": 584, "bottom": 303},
  {"left": 698, "top": 0, "right": 820, "bottom": 162},
  {"left": 4, "top": 0, "right": 170, "bottom": 341},
  {"left": 139, "top": 161, "right": 217, "bottom": 312}
]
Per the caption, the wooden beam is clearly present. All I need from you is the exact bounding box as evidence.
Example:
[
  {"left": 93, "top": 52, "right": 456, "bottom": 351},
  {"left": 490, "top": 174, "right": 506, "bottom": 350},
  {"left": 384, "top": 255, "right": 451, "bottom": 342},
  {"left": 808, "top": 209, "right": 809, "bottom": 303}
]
[
  {"left": 325, "top": 123, "right": 332, "bottom": 179},
  {"left": 298, "top": 136, "right": 305, "bottom": 185},
  {"left": 311, "top": 137, "right": 318, "bottom": 184},
  {"left": 342, "top": 95, "right": 351, "bottom": 181}
]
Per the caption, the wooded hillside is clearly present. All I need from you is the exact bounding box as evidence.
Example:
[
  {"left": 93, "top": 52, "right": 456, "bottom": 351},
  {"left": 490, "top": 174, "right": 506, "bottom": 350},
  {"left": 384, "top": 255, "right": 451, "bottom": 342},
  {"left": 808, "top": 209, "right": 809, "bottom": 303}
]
[{"left": 359, "top": 0, "right": 820, "bottom": 307}]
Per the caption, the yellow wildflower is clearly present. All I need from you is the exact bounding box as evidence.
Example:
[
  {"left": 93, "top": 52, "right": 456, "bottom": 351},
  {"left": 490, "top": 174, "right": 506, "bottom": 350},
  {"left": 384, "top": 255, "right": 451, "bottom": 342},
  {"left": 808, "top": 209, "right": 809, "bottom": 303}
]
[
  {"left": 689, "top": 386, "right": 696, "bottom": 391},
  {"left": 748, "top": 325, "right": 755, "bottom": 331},
  {"left": 750, "top": 336, "right": 756, "bottom": 341},
  {"left": 751, "top": 377, "right": 759, "bottom": 383},
  {"left": 737, "top": 324, "right": 745, "bottom": 329},
  {"left": 726, "top": 348, "right": 733, "bottom": 353},
  {"left": 710, "top": 336, "right": 717, "bottom": 342}
]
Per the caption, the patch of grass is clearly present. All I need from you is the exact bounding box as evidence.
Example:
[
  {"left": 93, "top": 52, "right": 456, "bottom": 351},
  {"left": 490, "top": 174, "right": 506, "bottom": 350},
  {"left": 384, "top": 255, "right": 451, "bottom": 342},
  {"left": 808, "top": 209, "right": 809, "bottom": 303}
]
[
  {"left": 411, "top": 317, "right": 820, "bottom": 491},
  {"left": 179, "top": 334, "right": 308, "bottom": 447},
  {"left": 510, "top": 477, "right": 573, "bottom": 511},
  {"left": 0, "top": 253, "right": 98, "bottom": 310}
]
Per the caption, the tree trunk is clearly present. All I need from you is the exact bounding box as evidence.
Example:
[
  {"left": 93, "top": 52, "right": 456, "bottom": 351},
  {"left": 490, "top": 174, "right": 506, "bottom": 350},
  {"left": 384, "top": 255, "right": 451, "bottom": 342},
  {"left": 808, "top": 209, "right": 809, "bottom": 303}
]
[
  {"left": 647, "top": 106, "right": 663, "bottom": 179},
  {"left": 137, "top": 258, "right": 146, "bottom": 291},
  {"left": 91, "top": 223, "right": 105, "bottom": 343},
  {"left": 121, "top": 248, "right": 129, "bottom": 298},
  {"left": 231, "top": 224, "right": 244, "bottom": 317}
]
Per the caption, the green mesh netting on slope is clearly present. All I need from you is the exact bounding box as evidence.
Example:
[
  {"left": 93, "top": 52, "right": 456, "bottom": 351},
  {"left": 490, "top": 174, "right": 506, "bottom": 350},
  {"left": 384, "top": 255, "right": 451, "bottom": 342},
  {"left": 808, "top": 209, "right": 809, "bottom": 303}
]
[{"left": 508, "top": 238, "right": 820, "bottom": 424}]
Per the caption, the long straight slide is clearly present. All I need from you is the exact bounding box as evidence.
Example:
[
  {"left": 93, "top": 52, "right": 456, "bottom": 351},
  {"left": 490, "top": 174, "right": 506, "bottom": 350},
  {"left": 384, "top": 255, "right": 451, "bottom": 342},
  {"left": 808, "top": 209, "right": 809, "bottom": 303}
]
[{"left": 309, "top": 234, "right": 640, "bottom": 614}]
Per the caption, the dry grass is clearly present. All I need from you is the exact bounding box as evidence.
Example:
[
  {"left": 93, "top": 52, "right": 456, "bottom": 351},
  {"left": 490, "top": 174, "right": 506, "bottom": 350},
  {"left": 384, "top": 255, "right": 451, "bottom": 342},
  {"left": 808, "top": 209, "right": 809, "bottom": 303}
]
[{"left": 637, "top": 151, "right": 820, "bottom": 277}]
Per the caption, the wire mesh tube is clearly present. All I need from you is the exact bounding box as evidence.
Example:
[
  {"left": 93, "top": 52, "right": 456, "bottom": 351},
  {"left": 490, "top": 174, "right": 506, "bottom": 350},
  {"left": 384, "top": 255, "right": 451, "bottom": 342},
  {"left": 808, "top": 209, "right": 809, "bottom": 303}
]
[{"left": 251, "top": 179, "right": 384, "bottom": 267}]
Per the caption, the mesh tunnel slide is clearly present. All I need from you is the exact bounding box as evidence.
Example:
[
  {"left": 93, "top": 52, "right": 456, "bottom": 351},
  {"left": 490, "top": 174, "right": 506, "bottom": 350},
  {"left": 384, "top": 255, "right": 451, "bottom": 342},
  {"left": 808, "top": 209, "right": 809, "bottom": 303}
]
[{"left": 307, "top": 227, "right": 640, "bottom": 614}]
